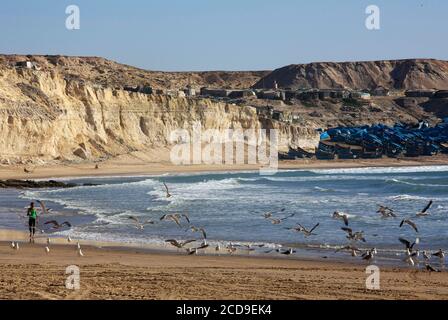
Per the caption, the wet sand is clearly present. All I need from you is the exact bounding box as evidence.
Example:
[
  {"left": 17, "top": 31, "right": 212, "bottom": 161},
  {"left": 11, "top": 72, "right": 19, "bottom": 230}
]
[{"left": 0, "top": 230, "right": 447, "bottom": 300}]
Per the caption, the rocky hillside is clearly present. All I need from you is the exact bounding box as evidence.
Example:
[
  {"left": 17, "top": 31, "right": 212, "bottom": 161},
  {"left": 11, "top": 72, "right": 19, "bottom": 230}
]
[
  {"left": 0, "top": 55, "right": 268, "bottom": 90},
  {"left": 253, "top": 59, "right": 448, "bottom": 90},
  {"left": 0, "top": 58, "right": 312, "bottom": 165}
]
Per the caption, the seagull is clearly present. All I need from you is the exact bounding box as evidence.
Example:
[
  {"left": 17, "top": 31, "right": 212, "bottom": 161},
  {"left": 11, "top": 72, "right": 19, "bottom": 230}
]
[
  {"left": 160, "top": 213, "right": 190, "bottom": 227},
  {"left": 400, "top": 219, "right": 419, "bottom": 233},
  {"left": 335, "top": 245, "right": 361, "bottom": 257},
  {"left": 377, "top": 205, "right": 396, "bottom": 218},
  {"left": 67, "top": 236, "right": 72, "bottom": 243},
  {"left": 77, "top": 242, "right": 81, "bottom": 250},
  {"left": 426, "top": 264, "right": 441, "bottom": 272},
  {"left": 10, "top": 242, "right": 15, "bottom": 249},
  {"left": 15, "top": 242, "right": 20, "bottom": 250},
  {"left": 47, "top": 238, "right": 51, "bottom": 245},
  {"left": 165, "top": 239, "right": 196, "bottom": 249},
  {"left": 44, "top": 220, "right": 72, "bottom": 230},
  {"left": 262, "top": 208, "right": 285, "bottom": 219},
  {"left": 163, "top": 182, "right": 172, "bottom": 198},
  {"left": 78, "top": 248, "right": 84, "bottom": 257},
  {"left": 280, "top": 248, "right": 296, "bottom": 255},
  {"left": 422, "top": 250, "right": 431, "bottom": 261},
  {"left": 361, "top": 248, "right": 377, "bottom": 262},
  {"left": 215, "top": 244, "right": 221, "bottom": 252},
  {"left": 186, "top": 226, "right": 207, "bottom": 239},
  {"left": 128, "top": 216, "right": 155, "bottom": 230},
  {"left": 37, "top": 200, "right": 48, "bottom": 214},
  {"left": 287, "top": 223, "right": 320, "bottom": 237},
  {"left": 416, "top": 200, "right": 433, "bottom": 217},
  {"left": 268, "top": 213, "right": 295, "bottom": 225},
  {"left": 399, "top": 237, "right": 420, "bottom": 253},
  {"left": 332, "top": 211, "right": 349, "bottom": 226},
  {"left": 45, "top": 246, "right": 50, "bottom": 254},
  {"left": 186, "top": 248, "right": 198, "bottom": 255},
  {"left": 432, "top": 249, "right": 445, "bottom": 260},
  {"left": 404, "top": 249, "right": 416, "bottom": 266},
  {"left": 341, "top": 227, "right": 366, "bottom": 242}
]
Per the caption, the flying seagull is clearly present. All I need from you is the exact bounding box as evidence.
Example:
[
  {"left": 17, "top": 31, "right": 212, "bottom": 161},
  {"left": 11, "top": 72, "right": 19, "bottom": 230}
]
[
  {"left": 416, "top": 200, "right": 433, "bottom": 217},
  {"left": 341, "top": 227, "right": 366, "bottom": 242},
  {"left": 165, "top": 239, "right": 196, "bottom": 249},
  {"left": 268, "top": 213, "right": 295, "bottom": 225},
  {"left": 399, "top": 219, "right": 419, "bottom": 233},
  {"left": 377, "top": 205, "right": 396, "bottom": 218},
  {"left": 432, "top": 249, "right": 445, "bottom": 260},
  {"left": 160, "top": 213, "right": 190, "bottom": 227},
  {"left": 399, "top": 237, "right": 420, "bottom": 252},
  {"left": 186, "top": 226, "right": 207, "bottom": 239},
  {"left": 287, "top": 223, "right": 320, "bottom": 237},
  {"left": 128, "top": 216, "right": 155, "bottom": 230},
  {"left": 44, "top": 220, "right": 72, "bottom": 230},
  {"left": 332, "top": 211, "right": 349, "bottom": 226},
  {"left": 163, "top": 182, "right": 172, "bottom": 198}
]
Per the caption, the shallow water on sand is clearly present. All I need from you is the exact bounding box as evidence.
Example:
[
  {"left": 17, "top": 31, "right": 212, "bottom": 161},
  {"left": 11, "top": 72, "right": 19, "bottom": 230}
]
[{"left": 2, "top": 166, "right": 448, "bottom": 265}]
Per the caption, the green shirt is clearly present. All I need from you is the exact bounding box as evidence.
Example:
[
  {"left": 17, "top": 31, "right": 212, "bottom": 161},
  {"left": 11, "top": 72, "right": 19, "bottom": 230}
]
[{"left": 28, "top": 208, "right": 37, "bottom": 219}]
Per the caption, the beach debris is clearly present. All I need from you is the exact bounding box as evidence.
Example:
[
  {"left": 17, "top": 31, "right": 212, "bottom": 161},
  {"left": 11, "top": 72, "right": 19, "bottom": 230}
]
[
  {"left": 416, "top": 200, "right": 433, "bottom": 217},
  {"left": 185, "top": 226, "right": 207, "bottom": 239},
  {"left": 332, "top": 211, "right": 349, "bottom": 226},
  {"left": 287, "top": 223, "right": 320, "bottom": 237},
  {"left": 165, "top": 239, "right": 196, "bottom": 249},
  {"left": 44, "top": 220, "right": 72, "bottom": 230},
  {"left": 128, "top": 216, "right": 155, "bottom": 230},
  {"left": 163, "top": 181, "right": 172, "bottom": 198},
  {"left": 399, "top": 219, "right": 419, "bottom": 233},
  {"left": 160, "top": 213, "right": 190, "bottom": 227},
  {"left": 341, "top": 227, "right": 366, "bottom": 242},
  {"left": 377, "top": 205, "right": 396, "bottom": 218}
]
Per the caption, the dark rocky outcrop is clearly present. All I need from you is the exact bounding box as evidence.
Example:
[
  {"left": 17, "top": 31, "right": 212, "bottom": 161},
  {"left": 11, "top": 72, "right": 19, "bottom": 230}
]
[{"left": 0, "top": 179, "right": 96, "bottom": 189}]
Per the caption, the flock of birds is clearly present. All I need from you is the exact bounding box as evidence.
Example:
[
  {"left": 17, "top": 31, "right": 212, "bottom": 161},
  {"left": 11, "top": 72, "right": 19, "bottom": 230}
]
[
  {"left": 7, "top": 182, "right": 446, "bottom": 273},
  {"left": 10, "top": 200, "right": 84, "bottom": 257},
  {"left": 260, "top": 199, "right": 445, "bottom": 272}
]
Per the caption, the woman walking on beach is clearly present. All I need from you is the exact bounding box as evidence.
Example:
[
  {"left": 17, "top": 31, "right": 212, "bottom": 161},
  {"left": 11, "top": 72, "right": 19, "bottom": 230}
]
[{"left": 27, "top": 202, "right": 38, "bottom": 243}]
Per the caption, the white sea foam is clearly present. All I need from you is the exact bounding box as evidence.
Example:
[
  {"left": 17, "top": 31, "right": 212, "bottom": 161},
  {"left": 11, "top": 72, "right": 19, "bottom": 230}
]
[{"left": 309, "top": 165, "right": 448, "bottom": 175}]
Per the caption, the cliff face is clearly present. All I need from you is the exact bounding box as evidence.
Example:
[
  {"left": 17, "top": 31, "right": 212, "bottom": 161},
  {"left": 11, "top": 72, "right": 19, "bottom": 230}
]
[
  {"left": 253, "top": 59, "right": 448, "bottom": 90},
  {"left": 0, "top": 64, "right": 317, "bottom": 165}
]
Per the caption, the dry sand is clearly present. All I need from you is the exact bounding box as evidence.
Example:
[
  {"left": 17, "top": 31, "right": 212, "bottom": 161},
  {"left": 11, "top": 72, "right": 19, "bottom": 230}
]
[
  {"left": 1, "top": 155, "right": 448, "bottom": 180},
  {"left": 0, "top": 231, "right": 447, "bottom": 300}
]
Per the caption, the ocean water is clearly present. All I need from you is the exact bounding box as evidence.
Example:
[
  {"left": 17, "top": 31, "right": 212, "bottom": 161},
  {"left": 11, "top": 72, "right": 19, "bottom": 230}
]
[{"left": 2, "top": 166, "right": 448, "bottom": 264}]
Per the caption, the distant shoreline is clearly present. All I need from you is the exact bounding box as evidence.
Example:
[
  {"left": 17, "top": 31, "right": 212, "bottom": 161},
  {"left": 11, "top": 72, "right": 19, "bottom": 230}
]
[{"left": 0, "top": 155, "right": 447, "bottom": 180}]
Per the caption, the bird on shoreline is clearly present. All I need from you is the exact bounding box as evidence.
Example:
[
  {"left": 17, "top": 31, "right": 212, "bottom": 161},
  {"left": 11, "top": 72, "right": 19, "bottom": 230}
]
[
  {"left": 163, "top": 182, "right": 172, "bottom": 198},
  {"left": 341, "top": 227, "right": 366, "bottom": 242},
  {"left": 288, "top": 223, "right": 320, "bottom": 237},
  {"left": 362, "top": 248, "right": 377, "bottom": 262},
  {"left": 416, "top": 200, "right": 433, "bottom": 217},
  {"left": 78, "top": 248, "right": 84, "bottom": 257},
  {"left": 426, "top": 264, "right": 441, "bottom": 272},
  {"left": 377, "top": 205, "right": 396, "bottom": 218},
  {"left": 332, "top": 211, "right": 349, "bottom": 226},
  {"left": 128, "top": 216, "right": 155, "bottom": 230},
  {"left": 336, "top": 245, "right": 361, "bottom": 257},
  {"left": 432, "top": 249, "right": 445, "bottom": 260},
  {"left": 399, "top": 237, "right": 420, "bottom": 253},
  {"left": 44, "top": 220, "right": 72, "bottom": 230},
  {"left": 45, "top": 246, "right": 50, "bottom": 254},
  {"left": 399, "top": 219, "right": 419, "bottom": 233}
]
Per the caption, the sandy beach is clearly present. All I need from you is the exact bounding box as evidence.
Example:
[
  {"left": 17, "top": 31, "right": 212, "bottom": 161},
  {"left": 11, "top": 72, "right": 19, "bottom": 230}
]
[
  {"left": 1, "top": 155, "right": 448, "bottom": 180},
  {"left": 0, "top": 229, "right": 447, "bottom": 300},
  {"left": 1, "top": 157, "right": 448, "bottom": 300}
]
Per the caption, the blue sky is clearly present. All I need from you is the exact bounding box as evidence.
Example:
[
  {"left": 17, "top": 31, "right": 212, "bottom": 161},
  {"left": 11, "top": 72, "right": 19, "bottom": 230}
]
[{"left": 0, "top": 0, "right": 446, "bottom": 71}]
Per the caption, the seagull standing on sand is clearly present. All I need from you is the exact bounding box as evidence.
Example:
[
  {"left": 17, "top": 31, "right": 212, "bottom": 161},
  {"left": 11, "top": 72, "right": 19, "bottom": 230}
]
[
  {"left": 15, "top": 242, "right": 20, "bottom": 251},
  {"left": 10, "top": 242, "right": 15, "bottom": 249},
  {"left": 426, "top": 264, "right": 441, "bottom": 272},
  {"left": 361, "top": 248, "right": 377, "bottom": 262},
  {"left": 416, "top": 200, "right": 433, "bottom": 217},
  {"left": 78, "top": 248, "right": 84, "bottom": 257},
  {"left": 332, "top": 211, "right": 349, "bottom": 226},
  {"left": 67, "top": 236, "right": 72, "bottom": 243},
  {"left": 45, "top": 246, "right": 50, "bottom": 254}
]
